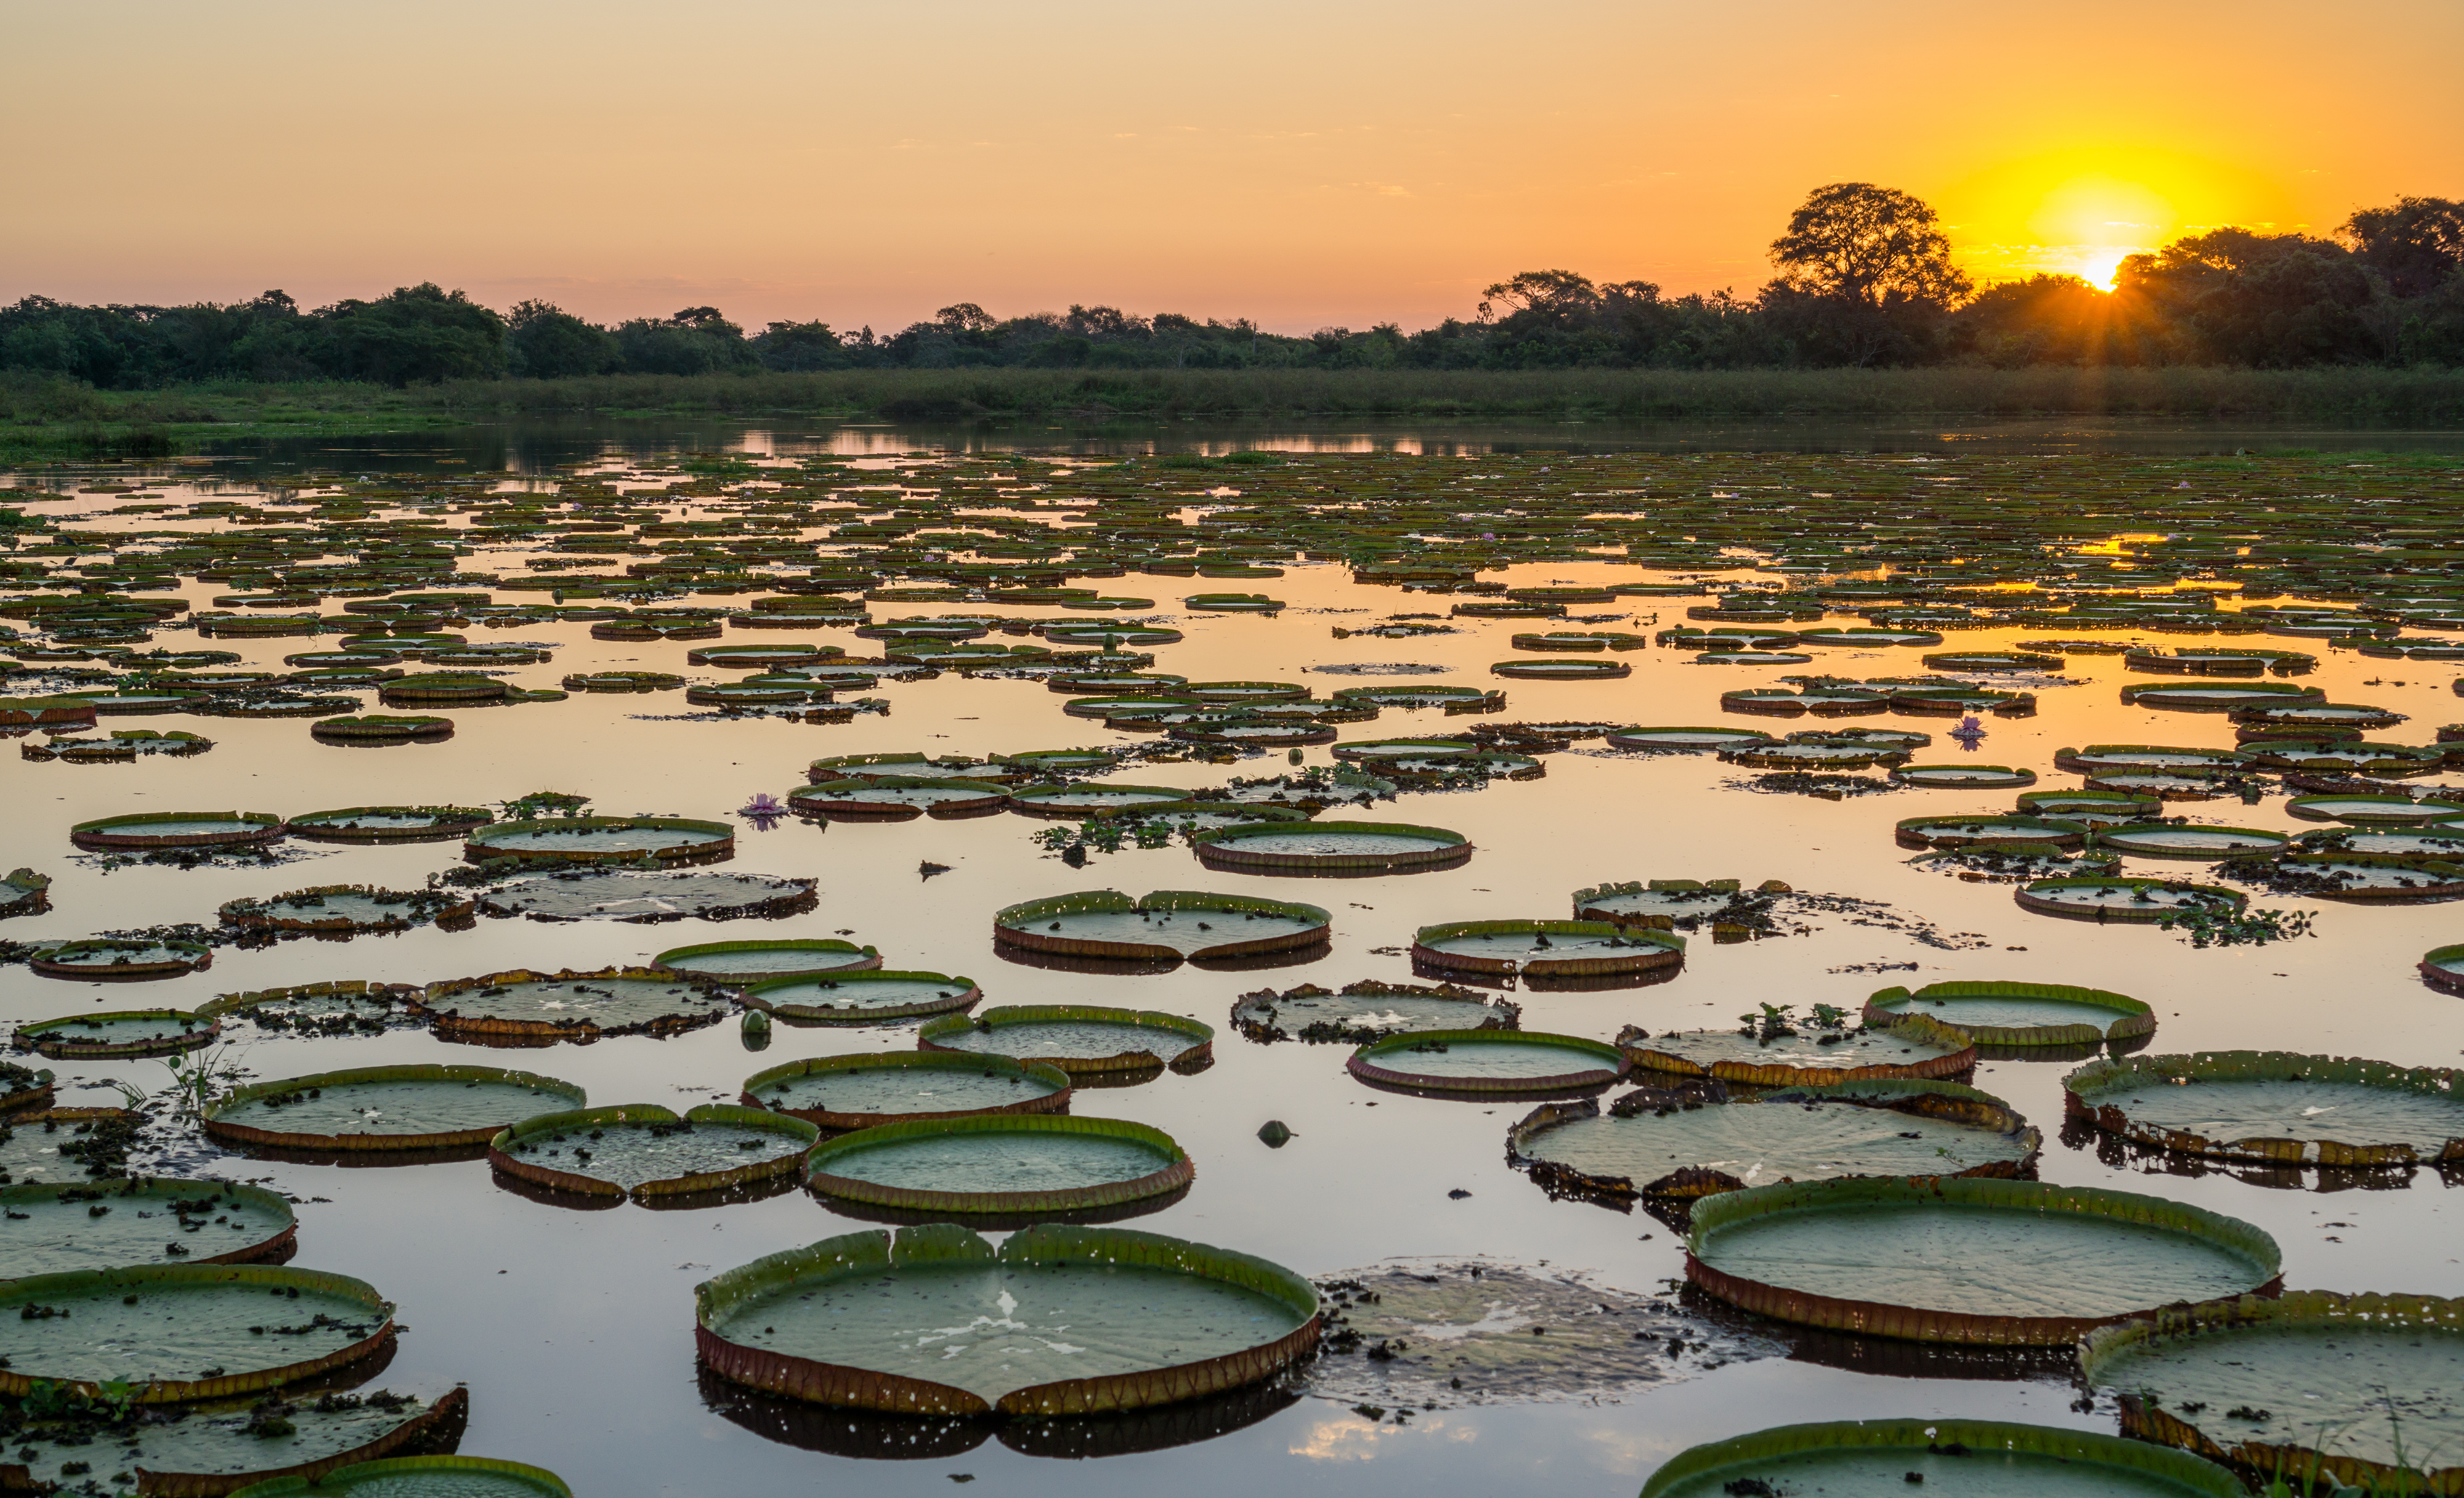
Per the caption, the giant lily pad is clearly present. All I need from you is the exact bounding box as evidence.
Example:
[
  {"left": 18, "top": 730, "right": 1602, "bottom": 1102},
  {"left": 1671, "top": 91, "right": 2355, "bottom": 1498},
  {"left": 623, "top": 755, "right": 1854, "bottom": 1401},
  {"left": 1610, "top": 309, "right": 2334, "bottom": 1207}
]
[
  {"left": 1, "top": 868, "right": 50, "bottom": 920},
  {"left": 71, "top": 811, "right": 283, "bottom": 851},
  {"left": 204, "top": 1064, "right": 586, "bottom": 1153},
  {"left": 1192, "top": 820, "right": 1470, "bottom": 876},
  {"left": 806, "top": 1115, "right": 1191, "bottom": 1217},
  {"left": 232, "top": 1452, "right": 570, "bottom": 1498},
  {"left": 15, "top": 1008, "right": 217, "bottom": 1056},
  {"left": 918, "top": 1005, "right": 1214, "bottom": 1078},
  {"left": 653, "top": 938, "right": 880, "bottom": 982},
  {"left": 1619, "top": 1014, "right": 1976, "bottom": 1087},
  {"left": 462, "top": 817, "right": 734, "bottom": 866},
  {"left": 14, "top": 1385, "right": 470, "bottom": 1497},
  {"left": 1639, "top": 1418, "right": 2243, "bottom": 1498},
  {"left": 2094, "top": 823, "right": 2290, "bottom": 859},
  {"left": 0, "top": 1263, "right": 397, "bottom": 1401},
  {"left": 1685, "top": 1176, "right": 2280, "bottom": 1345},
  {"left": 694, "top": 1224, "right": 1318, "bottom": 1415},
  {"left": 490, "top": 1103, "right": 819, "bottom": 1200},
  {"left": 2079, "top": 1290, "right": 2464, "bottom": 1496},
  {"left": 1409, "top": 920, "right": 1682, "bottom": 981},
  {"left": 1895, "top": 815, "right": 2086, "bottom": 851},
  {"left": 2014, "top": 877, "right": 2245, "bottom": 922},
  {"left": 1510, "top": 1078, "right": 2041, "bottom": 1203},
  {"left": 742, "top": 1052, "right": 1071, "bottom": 1131},
  {"left": 474, "top": 869, "right": 817, "bottom": 923},
  {"left": 787, "top": 777, "right": 1011, "bottom": 820},
  {"left": 1348, "top": 1030, "right": 1626, "bottom": 1097},
  {"left": 2423, "top": 941, "right": 2464, "bottom": 996},
  {"left": 28, "top": 941, "right": 214, "bottom": 983},
  {"left": 197, "top": 981, "right": 421, "bottom": 1037},
  {"left": 1007, "top": 782, "right": 1195, "bottom": 818},
  {"left": 219, "top": 884, "right": 474, "bottom": 934},
  {"left": 282, "top": 806, "right": 493, "bottom": 843},
  {"left": 1605, "top": 727, "right": 1778, "bottom": 752},
  {"left": 0, "top": 1178, "right": 296, "bottom": 1276},
  {"left": 992, "top": 889, "right": 1329, "bottom": 968},
  {"left": 1865, "top": 980, "right": 2156, "bottom": 1049},
  {"left": 2064, "top": 1051, "right": 2464, "bottom": 1168},
  {"left": 740, "top": 970, "right": 981, "bottom": 1024},
  {"left": 1228, "top": 979, "right": 1519, "bottom": 1044},
  {"left": 2287, "top": 793, "right": 2464, "bottom": 825},
  {"left": 415, "top": 968, "right": 729, "bottom": 1042}
]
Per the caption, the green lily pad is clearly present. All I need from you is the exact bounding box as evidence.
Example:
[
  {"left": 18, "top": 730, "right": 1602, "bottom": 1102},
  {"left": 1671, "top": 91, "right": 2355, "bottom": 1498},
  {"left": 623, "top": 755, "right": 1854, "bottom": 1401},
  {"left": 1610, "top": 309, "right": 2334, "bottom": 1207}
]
[
  {"left": 1192, "top": 820, "right": 1470, "bottom": 875},
  {"left": 652, "top": 939, "right": 880, "bottom": 982},
  {"left": 1229, "top": 979, "right": 1519, "bottom": 1043},
  {"left": 694, "top": 1224, "right": 1318, "bottom": 1414},
  {"left": 741, "top": 970, "right": 981, "bottom": 1024},
  {"left": 14, "top": 1008, "right": 217, "bottom": 1056},
  {"left": 1510, "top": 1078, "right": 2040, "bottom": 1202},
  {"left": 1410, "top": 919, "right": 1682, "bottom": 979},
  {"left": 1686, "top": 1176, "right": 2280, "bottom": 1345},
  {"left": 2094, "top": 824, "right": 2290, "bottom": 859},
  {"left": 0, "top": 1178, "right": 296, "bottom": 1276},
  {"left": 806, "top": 1115, "right": 1190, "bottom": 1216},
  {"left": 2064, "top": 1051, "right": 2464, "bottom": 1167},
  {"left": 197, "top": 982, "right": 419, "bottom": 1037},
  {"left": 415, "top": 968, "right": 729, "bottom": 1041},
  {"left": 1618, "top": 1014, "right": 1975, "bottom": 1086},
  {"left": 1865, "top": 980, "right": 2155, "bottom": 1048},
  {"left": 1640, "top": 1418, "right": 2243, "bottom": 1498},
  {"left": 742, "top": 1052, "right": 1071, "bottom": 1130},
  {"left": 993, "top": 889, "right": 1329, "bottom": 965},
  {"left": 219, "top": 885, "right": 474, "bottom": 933},
  {"left": 462, "top": 817, "right": 734, "bottom": 865},
  {"left": 18, "top": 1385, "right": 467, "bottom": 1497},
  {"left": 918, "top": 1005, "right": 1214, "bottom": 1077},
  {"left": 282, "top": 806, "right": 493, "bottom": 843},
  {"left": 0, "top": 1263, "right": 395, "bottom": 1400},
  {"left": 2014, "top": 877, "right": 2245, "bottom": 921},
  {"left": 233, "top": 1453, "right": 571, "bottom": 1497},
  {"left": 205, "top": 1064, "right": 586, "bottom": 1152},
  {"left": 491, "top": 1103, "right": 819, "bottom": 1199},
  {"left": 2080, "top": 1290, "right": 2464, "bottom": 1495},
  {"left": 474, "top": 870, "right": 816, "bottom": 923},
  {"left": 1348, "top": 1030, "right": 1626, "bottom": 1096}
]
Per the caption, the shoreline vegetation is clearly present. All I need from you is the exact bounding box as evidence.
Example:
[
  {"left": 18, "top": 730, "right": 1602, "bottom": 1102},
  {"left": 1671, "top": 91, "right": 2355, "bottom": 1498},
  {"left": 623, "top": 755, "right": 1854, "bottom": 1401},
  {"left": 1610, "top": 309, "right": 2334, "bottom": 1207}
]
[{"left": 7, "top": 365, "right": 2464, "bottom": 458}]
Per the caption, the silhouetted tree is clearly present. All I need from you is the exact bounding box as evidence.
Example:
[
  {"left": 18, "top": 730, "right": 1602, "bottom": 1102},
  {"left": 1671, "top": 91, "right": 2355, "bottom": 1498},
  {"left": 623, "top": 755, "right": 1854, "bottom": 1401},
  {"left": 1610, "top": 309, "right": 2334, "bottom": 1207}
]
[
  {"left": 506, "top": 300, "right": 618, "bottom": 378},
  {"left": 315, "top": 283, "right": 504, "bottom": 384},
  {"left": 2342, "top": 196, "right": 2464, "bottom": 299},
  {"left": 1763, "top": 183, "right": 1971, "bottom": 365}
]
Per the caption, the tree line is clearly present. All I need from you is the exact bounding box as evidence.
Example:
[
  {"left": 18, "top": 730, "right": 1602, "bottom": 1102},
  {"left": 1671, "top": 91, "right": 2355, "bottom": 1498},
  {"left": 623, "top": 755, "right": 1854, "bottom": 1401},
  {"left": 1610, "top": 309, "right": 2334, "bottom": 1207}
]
[{"left": 5, "top": 184, "right": 2460, "bottom": 388}]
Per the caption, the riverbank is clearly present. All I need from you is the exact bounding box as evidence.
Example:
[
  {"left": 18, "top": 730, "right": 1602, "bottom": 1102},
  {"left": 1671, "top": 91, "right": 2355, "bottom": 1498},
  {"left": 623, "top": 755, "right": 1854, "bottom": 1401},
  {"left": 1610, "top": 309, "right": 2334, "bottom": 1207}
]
[{"left": 7, "top": 365, "right": 2464, "bottom": 458}]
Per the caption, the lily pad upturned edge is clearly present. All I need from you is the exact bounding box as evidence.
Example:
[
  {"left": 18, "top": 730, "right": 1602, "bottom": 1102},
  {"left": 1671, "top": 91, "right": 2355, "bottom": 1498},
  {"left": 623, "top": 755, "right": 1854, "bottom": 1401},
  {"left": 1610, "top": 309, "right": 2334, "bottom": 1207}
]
[
  {"left": 806, "top": 1114, "right": 1193, "bottom": 1215},
  {"left": 203, "top": 1063, "right": 588, "bottom": 1153},
  {"left": 1637, "top": 1417, "right": 2242, "bottom": 1498}
]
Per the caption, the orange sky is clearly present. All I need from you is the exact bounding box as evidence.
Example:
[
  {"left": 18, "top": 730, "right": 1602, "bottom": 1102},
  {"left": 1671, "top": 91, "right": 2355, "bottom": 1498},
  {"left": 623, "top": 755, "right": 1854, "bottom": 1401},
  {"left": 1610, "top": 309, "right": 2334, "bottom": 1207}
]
[{"left": 5, "top": 1, "right": 2458, "bottom": 333}]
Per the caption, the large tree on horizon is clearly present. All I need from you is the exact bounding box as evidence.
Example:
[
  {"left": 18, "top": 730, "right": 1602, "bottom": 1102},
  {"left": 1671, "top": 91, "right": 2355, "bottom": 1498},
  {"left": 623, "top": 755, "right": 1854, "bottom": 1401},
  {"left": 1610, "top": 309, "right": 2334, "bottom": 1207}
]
[{"left": 1767, "top": 182, "right": 1971, "bottom": 310}]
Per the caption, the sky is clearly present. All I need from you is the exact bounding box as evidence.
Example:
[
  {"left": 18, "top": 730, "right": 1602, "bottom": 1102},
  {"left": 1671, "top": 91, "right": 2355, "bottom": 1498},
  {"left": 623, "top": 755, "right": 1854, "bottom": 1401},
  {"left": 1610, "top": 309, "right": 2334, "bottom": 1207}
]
[{"left": 5, "top": 0, "right": 2460, "bottom": 334}]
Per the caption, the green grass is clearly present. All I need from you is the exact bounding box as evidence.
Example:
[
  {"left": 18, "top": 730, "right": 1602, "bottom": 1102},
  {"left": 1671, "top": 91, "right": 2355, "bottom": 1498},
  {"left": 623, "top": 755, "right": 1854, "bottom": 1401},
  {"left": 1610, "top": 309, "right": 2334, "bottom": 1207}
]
[{"left": 9, "top": 365, "right": 2464, "bottom": 456}]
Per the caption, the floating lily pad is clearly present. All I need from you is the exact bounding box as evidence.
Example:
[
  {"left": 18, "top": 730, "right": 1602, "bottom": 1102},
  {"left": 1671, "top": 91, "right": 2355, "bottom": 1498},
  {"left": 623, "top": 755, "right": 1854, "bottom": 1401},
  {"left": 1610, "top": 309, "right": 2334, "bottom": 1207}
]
[
  {"left": 2423, "top": 941, "right": 2464, "bottom": 996},
  {"left": 2079, "top": 1290, "right": 2464, "bottom": 1496},
  {"left": 28, "top": 940, "right": 214, "bottom": 983},
  {"left": 992, "top": 889, "right": 1329, "bottom": 968},
  {"left": 492, "top": 1102, "right": 818, "bottom": 1200},
  {"left": 474, "top": 867, "right": 816, "bottom": 925},
  {"left": 1865, "top": 980, "right": 2155, "bottom": 1049},
  {"left": 918, "top": 1005, "right": 1214, "bottom": 1078},
  {"left": 1512, "top": 1078, "right": 2040, "bottom": 1204},
  {"left": 743, "top": 1052, "right": 1071, "bottom": 1131},
  {"left": 806, "top": 1115, "right": 1191, "bottom": 1217},
  {"left": 205, "top": 1064, "right": 587, "bottom": 1153},
  {"left": 787, "top": 777, "right": 1011, "bottom": 819},
  {"left": 0, "top": 1178, "right": 296, "bottom": 1276},
  {"left": 1, "top": 868, "right": 50, "bottom": 920},
  {"left": 1570, "top": 879, "right": 1745, "bottom": 927},
  {"left": 463, "top": 816, "right": 734, "bottom": 866},
  {"left": 2094, "top": 823, "right": 2290, "bottom": 859},
  {"left": 2016, "top": 789, "right": 2162, "bottom": 825},
  {"left": 2287, "top": 793, "right": 2464, "bottom": 824},
  {"left": 2064, "top": 1051, "right": 2464, "bottom": 1167},
  {"left": 0, "top": 1263, "right": 397, "bottom": 1401},
  {"left": 1229, "top": 979, "right": 1519, "bottom": 1043},
  {"left": 1348, "top": 1030, "right": 1626, "bottom": 1097},
  {"left": 2014, "top": 876, "right": 2246, "bottom": 922},
  {"left": 15, "top": 1008, "right": 217, "bottom": 1056},
  {"left": 741, "top": 970, "right": 982, "bottom": 1024},
  {"left": 1895, "top": 815, "right": 2086, "bottom": 851},
  {"left": 415, "top": 968, "right": 729, "bottom": 1042},
  {"left": 232, "top": 1452, "right": 570, "bottom": 1498},
  {"left": 310, "top": 714, "right": 454, "bottom": 744},
  {"left": 653, "top": 938, "right": 880, "bottom": 982},
  {"left": 282, "top": 806, "right": 493, "bottom": 843},
  {"left": 1192, "top": 820, "right": 1470, "bottom": 876},
  {"left": 1685, "top": 1176, "right": 2280, "bottom": 1345},
  {"left": 1620, "top": 1014, "right": 1976, "bottom": 1086},
  {"left": 2224, "top": 849, "right": 2464, "bottom": 899},
  {"left": 1007, "top": 782, "right": 1196, "bottom": 818},
  {"left": 1490, "top": 657, "right": 1630, "bottom": 679},
  {"left": 1891, "top": 763, "right": 2037, "bottom": 788},
  {"left": 1639, "top": 1418, "right": 2243, "bottom": 1498},
  {"left": 2054, "top": 745, "right": 2243, "bottom": 774},
  {"left": 694, "top": 1224, "right": 1318, "bottom": 1415},
  {"left": 810, "top": 753, "right": 1023, "bottom": 784},
  {"left": 220, "top": 885, "right": 474, "bottom": 934},
  {"left": 71, "top": 811, "right": 283, "bottom": 851},
  {"left": 1410, "top": 920, "right": 1683, "bottom": 981},
  {"left": 18, "top": 1385, "right": 469, "bottom": 1497}
]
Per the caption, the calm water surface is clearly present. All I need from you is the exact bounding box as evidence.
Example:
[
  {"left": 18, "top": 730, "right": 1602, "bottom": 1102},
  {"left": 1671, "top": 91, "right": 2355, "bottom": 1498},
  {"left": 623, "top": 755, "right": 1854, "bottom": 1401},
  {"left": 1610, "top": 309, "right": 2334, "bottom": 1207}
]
[{"left": 3, "top": 425, "right": 2460, "bottom": 1496}]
